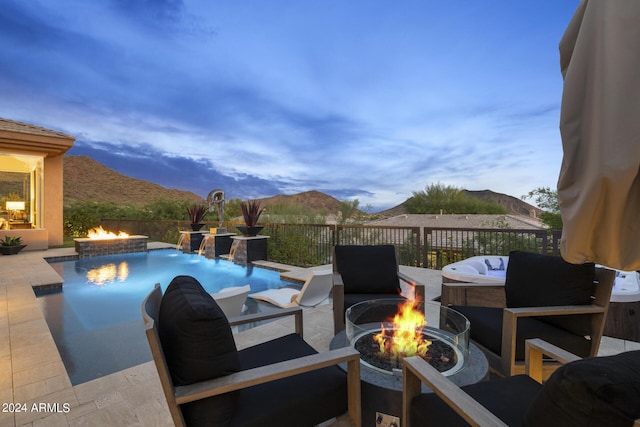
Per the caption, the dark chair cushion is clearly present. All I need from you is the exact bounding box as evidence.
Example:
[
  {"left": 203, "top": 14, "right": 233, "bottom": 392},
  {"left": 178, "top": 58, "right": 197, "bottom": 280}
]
[
  {"left": 524, "top": 350, "right": 640, "bottom": 427},
  {"left": 411, "top": 374, "right": 542, "bottom": 426},
  {"left": 184, "top": 334, "right": 348, "bottom": 427},
  {"left": 505, "top": 251, "right": 596, "bottom": 336},
  {"left": 452, "top": 306, "right": 592, "bottom": 359},
  {"left": 159, "top": 276, "right": 240, "bottom": 384},
  {"left": 505, "top": 251, "right": 596, "bottom": 307},
  {"left": 235, "top": 334, "right": 348, "bottom": 427},
  {"left": 158, "top": 275, "right": 240, "bottom": 426},
  {"left": 334, "top": 245, "right": 400, "bottom": 294}
]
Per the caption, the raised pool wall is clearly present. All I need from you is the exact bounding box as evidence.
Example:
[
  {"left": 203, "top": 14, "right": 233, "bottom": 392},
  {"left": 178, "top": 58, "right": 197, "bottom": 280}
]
[{"left": 73, "top": 236, "right": 148, "bottom": 258}]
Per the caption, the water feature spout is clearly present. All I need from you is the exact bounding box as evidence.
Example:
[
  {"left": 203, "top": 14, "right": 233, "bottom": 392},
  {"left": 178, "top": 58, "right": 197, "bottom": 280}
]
[
  {"left": 198, "top": 234, "right": 215, "bottom": 256},
  {"left": 176, "top": 233, "right": 188, "bottom": 251},
  {"left": 228, "top": 239, "right": 240, "bottom": 262}
]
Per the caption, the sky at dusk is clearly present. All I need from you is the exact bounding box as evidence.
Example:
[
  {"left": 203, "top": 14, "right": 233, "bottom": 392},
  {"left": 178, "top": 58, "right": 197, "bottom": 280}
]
[{"left": 0, "top": 1, "right": 580, "bottom": 211}]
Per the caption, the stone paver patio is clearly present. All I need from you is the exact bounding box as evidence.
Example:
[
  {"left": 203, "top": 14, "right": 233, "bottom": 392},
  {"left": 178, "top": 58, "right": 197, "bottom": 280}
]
[{"left": 1, "top": 246, "right": 637, "bottom": 426}]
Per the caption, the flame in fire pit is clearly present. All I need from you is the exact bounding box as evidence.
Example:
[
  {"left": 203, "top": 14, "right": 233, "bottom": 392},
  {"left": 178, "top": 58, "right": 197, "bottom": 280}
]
[
  {"left": 373, "top": 299, "right": 431, "bottom": 361},
  {"left": 87, "top": 226, "right": 129, "bottom": 239}
]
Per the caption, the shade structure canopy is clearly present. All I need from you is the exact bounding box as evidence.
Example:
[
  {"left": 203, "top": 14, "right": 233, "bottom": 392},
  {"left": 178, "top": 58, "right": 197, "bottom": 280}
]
[{"left": 557, "top": 0, "right": 640, "bottom": 271}]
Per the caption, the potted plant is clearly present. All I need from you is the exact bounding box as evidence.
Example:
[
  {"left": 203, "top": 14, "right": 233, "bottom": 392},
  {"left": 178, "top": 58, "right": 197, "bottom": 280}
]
[
  {"left": 237, "top": 200, "right": 265, "bottom": 236},
  {"left": 0, "top": 235, "right": 27, "bottom": 255},
  {"left": 186, "top": 204, "right": 208, "bottom": 231}
]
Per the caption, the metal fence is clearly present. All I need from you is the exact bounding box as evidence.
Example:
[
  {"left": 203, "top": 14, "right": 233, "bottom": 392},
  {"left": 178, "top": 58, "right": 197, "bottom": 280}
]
[
  {"left": 100, "top": 219, "right": 422, "bottom": 267},
  {"left": 262, "top": 223, "right": 421, "bottom": 267},
  {"left": 99, "top": 218, "right": 561, "bottom": 269},
  {"left": 422, "top": 227, "right": 560, "bottom": 269}
]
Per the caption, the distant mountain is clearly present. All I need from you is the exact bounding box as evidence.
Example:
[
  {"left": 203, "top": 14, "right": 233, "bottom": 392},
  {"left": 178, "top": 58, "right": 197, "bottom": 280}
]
[
  {"left": 63, "top": 155, "right": 543, "bottom": 218},
  {"left": 463, "top": 190, "right": 544, "bottom": 217},
  {"left": 376, "top": 189, "right": 544, "bottom": 218},
  {"left": 63, "top": 156, "right": 345, "bottom": 213},
  {"left": 63, "top": 155, "right": 203, "bottom": 206},
  {"left": 255, "top": 190, "right": 345, "bottom": 214},
  {"left": 375, "top": 201, "right": 410, "bottom": 217}
]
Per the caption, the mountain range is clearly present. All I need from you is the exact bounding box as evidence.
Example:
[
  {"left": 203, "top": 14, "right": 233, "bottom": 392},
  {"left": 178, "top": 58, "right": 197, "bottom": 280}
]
[
  {"left": 63, "top": 155, "right": 543, "bottom": 217},
  {"left": 64, "top": 155, "right": 203, "bottom": 206}
]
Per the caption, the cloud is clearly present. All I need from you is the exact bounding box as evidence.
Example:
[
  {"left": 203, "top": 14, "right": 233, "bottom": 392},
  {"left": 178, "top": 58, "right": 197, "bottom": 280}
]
[
  {"left": 67, "top": 140, "right": 285, "bottom": 200},
  {"left": 0, "top": 1, "right": 579, "bottom": 211}
]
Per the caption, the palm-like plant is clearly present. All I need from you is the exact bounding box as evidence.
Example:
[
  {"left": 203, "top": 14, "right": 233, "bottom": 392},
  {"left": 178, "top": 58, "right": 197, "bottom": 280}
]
[
  {"left": 186, "top": 204, "right": 207, "bottom": 224},
  {"left": 240, "top": 200, "right": 265, "bottom": 227}
]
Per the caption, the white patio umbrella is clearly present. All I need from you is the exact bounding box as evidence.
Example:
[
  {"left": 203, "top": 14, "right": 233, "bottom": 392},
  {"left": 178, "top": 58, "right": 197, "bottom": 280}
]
[{"left": 557, "top": 0, "right": 640, "bottom": 271}]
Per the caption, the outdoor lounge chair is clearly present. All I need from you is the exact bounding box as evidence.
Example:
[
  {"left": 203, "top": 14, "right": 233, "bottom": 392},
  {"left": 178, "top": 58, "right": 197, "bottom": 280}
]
[
  {"left": 249, "top": 269, "right": 332, "bottom": 308},
  {"left": 141, "top": 276, "right": 361, "bottom": 427},
  {"left": 210, "top": 284, "right": 251, "bottom": 318},
  {"left": 332, "top": 244, "right": 425, "bottom": 335},
  {"left": 443, "top": 250, "right": 616, "bottom": 379},
  {"left": 402, "top": 338, "right": 640, "bottom": 427}
]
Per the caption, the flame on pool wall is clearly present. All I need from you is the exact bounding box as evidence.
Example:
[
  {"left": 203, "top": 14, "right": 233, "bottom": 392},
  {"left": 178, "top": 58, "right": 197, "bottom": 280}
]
[{"left": 87, "top": 226, "right": 129, "bottom": 239}]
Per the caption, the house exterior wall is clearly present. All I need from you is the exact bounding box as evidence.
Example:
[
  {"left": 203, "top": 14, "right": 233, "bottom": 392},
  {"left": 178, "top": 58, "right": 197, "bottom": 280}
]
[
  {"left": 0, "top": 118, "right": 75, "bottom": 250},
  {"left": 44, "top": 154, "right": 64, "bottom": 246}
]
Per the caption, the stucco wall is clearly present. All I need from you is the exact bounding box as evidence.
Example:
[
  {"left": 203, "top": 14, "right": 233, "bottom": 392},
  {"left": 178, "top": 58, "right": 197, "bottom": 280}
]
[
  {"left": 44, "top": 154, "right": 64, "bottom": 246},
  {"left": 1, "top": 118, "right": 75, "bottom": 249},
  {"left": 2, "top": 229, "right": 48, "bottom": 250}
]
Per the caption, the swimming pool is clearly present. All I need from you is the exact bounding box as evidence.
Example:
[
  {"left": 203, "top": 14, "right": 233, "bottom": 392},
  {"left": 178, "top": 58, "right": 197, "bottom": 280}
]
[{"left": 37, "top": 249, "right": 297, "bottom": 385}]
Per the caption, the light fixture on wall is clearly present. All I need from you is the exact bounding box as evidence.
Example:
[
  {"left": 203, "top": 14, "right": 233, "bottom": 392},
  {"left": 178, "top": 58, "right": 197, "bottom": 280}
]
[{"left": 6, "top": 201, "right": 25, "bottom": 221}]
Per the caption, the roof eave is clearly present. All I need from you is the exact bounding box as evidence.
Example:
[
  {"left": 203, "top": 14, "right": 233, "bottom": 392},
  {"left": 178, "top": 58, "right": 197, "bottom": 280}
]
[{"left": 0, "top": 132, "right": 75, "bottom": 156}]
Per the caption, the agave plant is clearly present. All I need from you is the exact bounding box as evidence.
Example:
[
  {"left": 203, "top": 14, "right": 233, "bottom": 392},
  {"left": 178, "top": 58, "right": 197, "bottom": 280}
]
[
  {"left": 1, "top": 235, "right": 21, "bottom": 246},
  {"left": 186, "top": 204, "right": 208, "bottom": 224},
  {"left": 240, "top": 200, "right": 265, "bottom": 227}
]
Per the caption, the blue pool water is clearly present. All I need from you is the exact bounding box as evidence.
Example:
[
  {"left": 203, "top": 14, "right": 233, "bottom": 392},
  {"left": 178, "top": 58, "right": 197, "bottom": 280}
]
[{"left": 37, "top": 249, "right": 296, "bottom": 385}]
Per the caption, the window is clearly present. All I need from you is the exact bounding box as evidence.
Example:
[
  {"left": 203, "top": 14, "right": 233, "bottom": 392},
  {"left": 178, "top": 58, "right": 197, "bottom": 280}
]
[{"left": 0, "top": 153, "right": 44, "bottom": 230}]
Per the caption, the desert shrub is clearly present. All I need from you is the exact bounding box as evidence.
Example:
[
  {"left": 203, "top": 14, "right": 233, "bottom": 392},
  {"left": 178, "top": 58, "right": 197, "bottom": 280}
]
[
  {"left": 162, "top": 226, "right": 181, "bottom": 244},
  {"left": 264, "top": 228, "right": 322, "bottom": 267},
  {"left": 63, "top": 205, "right": 101, "bottom": 237}
]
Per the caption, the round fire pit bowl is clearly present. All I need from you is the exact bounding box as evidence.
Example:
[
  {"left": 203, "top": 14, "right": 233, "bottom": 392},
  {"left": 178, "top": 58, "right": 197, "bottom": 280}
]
[
  {"left": 331, "top": 298, "right": 487, "bottom": 425},
  {"left": 346, "top": 298, "right": 470, "bottom": 376}
]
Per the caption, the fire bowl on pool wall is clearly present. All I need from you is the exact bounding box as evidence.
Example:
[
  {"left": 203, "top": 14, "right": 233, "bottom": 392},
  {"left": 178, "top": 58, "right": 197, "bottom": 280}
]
[{"left": 74, "top": 233, "right": 148, "bottom": 258}]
